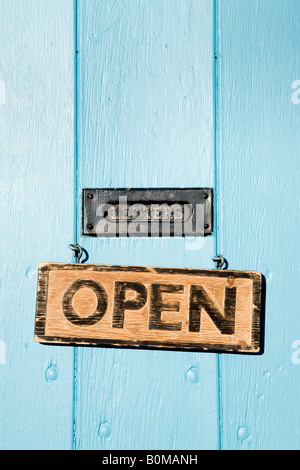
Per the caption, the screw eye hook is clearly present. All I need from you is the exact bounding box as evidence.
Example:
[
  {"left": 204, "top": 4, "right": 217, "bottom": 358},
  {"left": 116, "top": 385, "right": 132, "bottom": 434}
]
[
  {"left": 213, "top": 254, "right": 227, "bottom": 270},
  {"left": 69, "top": 244, "right": 83, "bottom": 264}
]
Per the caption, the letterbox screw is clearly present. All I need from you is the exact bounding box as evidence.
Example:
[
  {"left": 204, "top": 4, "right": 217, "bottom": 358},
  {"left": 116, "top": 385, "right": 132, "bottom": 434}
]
[
  {"left": 204, "top": 224, "right": 209, "bottom": 230},
  {"left": 87, "top": 193, "right": 94, "bottom": 199},
  {"left": 202, "top": 194, "right": 209, "bottom": 199},
  {"left": 87, "top": 224, "right": 94, "bottom": 230}
]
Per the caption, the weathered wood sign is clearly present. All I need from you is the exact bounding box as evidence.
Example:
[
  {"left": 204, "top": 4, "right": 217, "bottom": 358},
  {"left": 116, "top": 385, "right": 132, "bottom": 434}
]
[{"left": 35, "top": 263, "right": 262, "bottom": 354}]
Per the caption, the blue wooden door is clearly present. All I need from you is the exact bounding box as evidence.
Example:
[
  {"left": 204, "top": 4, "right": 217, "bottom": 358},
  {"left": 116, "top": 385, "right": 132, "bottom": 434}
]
[{"left": 0, "top": 0, "right": 299, "bottom": 450}]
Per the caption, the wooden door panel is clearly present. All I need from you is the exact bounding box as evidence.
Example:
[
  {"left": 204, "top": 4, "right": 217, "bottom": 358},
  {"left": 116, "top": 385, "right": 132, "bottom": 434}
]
[
  {"left": 75, "top": 0, "right": 219, "bottom": 450},
  {"left": 218, "top": 0, "right": 300, "bottom": 450},
  {"left": 0, "top": 0, "right": 75, "bottom": 450}
]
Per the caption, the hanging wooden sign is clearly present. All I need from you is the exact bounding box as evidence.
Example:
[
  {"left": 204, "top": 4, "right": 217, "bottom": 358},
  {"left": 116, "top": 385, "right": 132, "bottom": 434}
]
[{"left": 35, "top": 263, "right": 262, "bottom": 354}]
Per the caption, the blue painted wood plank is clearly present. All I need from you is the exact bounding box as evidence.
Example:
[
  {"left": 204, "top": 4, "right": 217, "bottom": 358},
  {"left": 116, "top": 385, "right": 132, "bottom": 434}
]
[
  {"left": 217, "top": 0, "right": 300, "bottom": 450},
  {"left": 75, "top": 0, "right": 219, "bottom": 450},
  {"left": 0, "top": 0, "right": 75, "bottom": 450}
]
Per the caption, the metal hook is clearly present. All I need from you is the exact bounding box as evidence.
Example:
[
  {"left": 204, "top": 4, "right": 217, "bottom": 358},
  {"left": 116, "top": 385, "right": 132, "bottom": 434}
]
[
  {"left": 213, "top": 254, "right": 226, "bottom": 270},
  {"left": 69, "top": 244, "right": 83, "bottom": 264}
]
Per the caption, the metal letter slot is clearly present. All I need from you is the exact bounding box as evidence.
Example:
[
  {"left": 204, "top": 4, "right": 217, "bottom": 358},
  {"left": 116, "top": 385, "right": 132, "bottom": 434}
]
[{"left": 82, "top": 188, "right": 213, "bottom": 237}]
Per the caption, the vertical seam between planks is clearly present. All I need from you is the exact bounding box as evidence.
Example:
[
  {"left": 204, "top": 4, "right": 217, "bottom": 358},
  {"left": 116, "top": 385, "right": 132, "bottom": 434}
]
[
  {"left": 72, "top": 0, "right": 79, "bottom": 451},
  {"left": 213, "top": 0, "right": 223, "bottom": 451},
  {"left": 213, "top": 0, "right": 219, "bottom": 258}
]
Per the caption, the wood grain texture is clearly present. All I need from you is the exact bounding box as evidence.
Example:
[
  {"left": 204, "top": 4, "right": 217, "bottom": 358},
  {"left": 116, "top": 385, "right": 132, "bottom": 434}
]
[
  {"left": 217, "top": 0, "right": 300, "bottom": 450},
  {"left": 0, "top": 0, "right": 75, "bottom": 450},
  {"left": 76, "top": 0, "right": 219, "bottom": 450},
  {"left": 35, "top": 263, "right": 261, "bottom": 353}
]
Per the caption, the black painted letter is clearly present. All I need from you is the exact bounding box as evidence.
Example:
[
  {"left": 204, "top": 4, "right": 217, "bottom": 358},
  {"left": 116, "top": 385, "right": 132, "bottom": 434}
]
[
  {"left": 189, "top": 286, "right": 236, "bottom": 334},
  {"left": 113, "top": 282, "right": 147, "bottom": 329},
  {"left": 149, "top": 284, "right": 183, "bottom": 331},
  {"left": 62, "top": 279, "right": 108, "bottom": 326}
]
